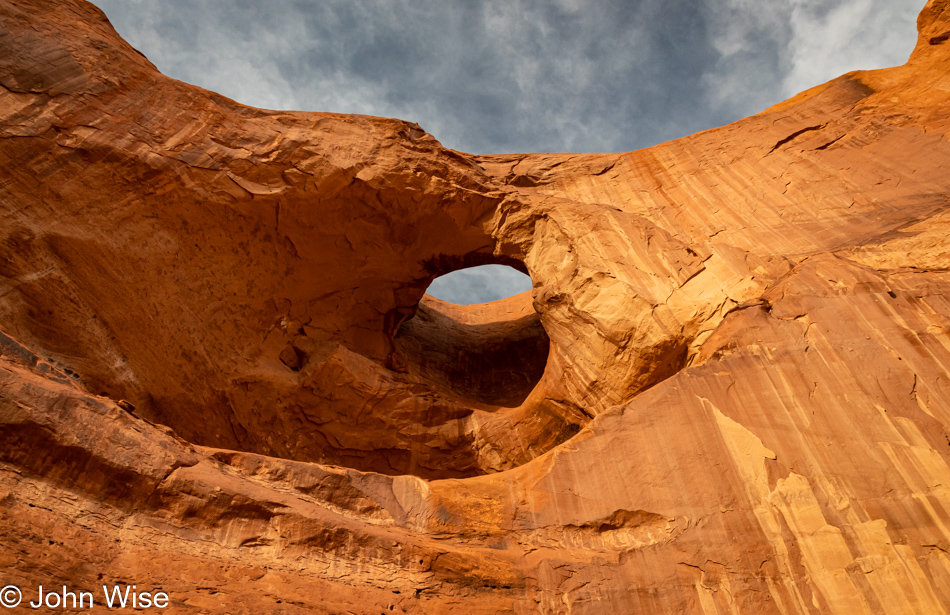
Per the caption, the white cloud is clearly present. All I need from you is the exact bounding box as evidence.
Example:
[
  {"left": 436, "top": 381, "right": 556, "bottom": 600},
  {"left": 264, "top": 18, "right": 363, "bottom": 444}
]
[
  {"left": 782, "top": 0, "right": 921, "bottom": 96},
  {"left": 702, "top": 0, "right": 920, "bottom": 119}
]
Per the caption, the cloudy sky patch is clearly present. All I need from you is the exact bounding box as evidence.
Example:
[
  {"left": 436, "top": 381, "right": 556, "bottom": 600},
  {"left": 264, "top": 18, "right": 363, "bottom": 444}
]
[
  {"left": 91, "top": 0, "right": 923, "bottom": 154},
  {"left": 426, "top": 265, "right": 534, "bottom": 304}
]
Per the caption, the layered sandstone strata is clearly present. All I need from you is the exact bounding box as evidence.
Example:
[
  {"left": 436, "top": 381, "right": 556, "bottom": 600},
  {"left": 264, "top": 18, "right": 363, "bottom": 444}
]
[{"left": 2, "top": 0, "right": 950, "bottom": 612}]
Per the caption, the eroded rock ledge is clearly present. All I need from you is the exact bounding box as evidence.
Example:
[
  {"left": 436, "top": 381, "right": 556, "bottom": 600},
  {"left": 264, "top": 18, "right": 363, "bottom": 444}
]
[{"left": 2, "top": 0, "right": 950, "bottom": 612}]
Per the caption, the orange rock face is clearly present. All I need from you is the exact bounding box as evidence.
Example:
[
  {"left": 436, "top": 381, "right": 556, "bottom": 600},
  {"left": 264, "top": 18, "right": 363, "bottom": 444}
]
[{"left": 2, "top": 0, "right": 950, "bottom": 612}]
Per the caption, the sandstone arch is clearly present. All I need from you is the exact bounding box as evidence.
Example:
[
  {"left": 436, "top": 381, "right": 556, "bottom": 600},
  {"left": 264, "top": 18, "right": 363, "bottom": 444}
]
[{"left": 2, "top": 0, "right": 950, "bottom": 612}]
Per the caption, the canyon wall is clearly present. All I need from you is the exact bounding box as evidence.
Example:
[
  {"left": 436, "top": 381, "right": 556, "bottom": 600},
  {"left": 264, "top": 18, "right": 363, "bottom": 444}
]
[{"left": 2, "top": 0, "right": 950, "bottom": 612}]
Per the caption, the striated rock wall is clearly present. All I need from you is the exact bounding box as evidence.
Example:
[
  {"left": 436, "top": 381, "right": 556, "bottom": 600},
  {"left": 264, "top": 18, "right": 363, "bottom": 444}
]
[{"left": 2, "top": 0, "right": 950, "bottom": 612}]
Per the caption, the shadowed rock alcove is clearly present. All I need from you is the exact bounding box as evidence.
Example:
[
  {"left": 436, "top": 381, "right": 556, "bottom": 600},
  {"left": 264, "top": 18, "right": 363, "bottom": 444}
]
[{"left": 392, "top": 264, "right": 549, "bottom": 408}]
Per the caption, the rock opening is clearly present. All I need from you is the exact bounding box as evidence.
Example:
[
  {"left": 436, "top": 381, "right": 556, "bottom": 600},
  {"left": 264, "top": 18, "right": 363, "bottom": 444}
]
[
  {"left": 425, "top": 264, "right": 533, "bottom": 305},
  {"left": 393, "top": 288, "right": 549, "bottom": 408}
]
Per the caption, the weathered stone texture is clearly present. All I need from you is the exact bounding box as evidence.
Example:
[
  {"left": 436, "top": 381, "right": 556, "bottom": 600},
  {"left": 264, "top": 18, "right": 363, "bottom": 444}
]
[{"left": 2, "top": 0, "right": 950, "bottom": 612}]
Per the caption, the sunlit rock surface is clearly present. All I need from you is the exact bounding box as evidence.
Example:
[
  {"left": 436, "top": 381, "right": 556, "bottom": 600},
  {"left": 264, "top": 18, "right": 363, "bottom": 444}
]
[{"left": 2, "top": 0, "right": 950, "bottom": 612}]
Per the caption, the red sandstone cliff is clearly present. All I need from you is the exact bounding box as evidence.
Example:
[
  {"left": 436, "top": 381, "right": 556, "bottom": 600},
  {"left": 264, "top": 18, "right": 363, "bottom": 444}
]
[{"left": 2, "top": 0, "right": 950, "bottom": 613}]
